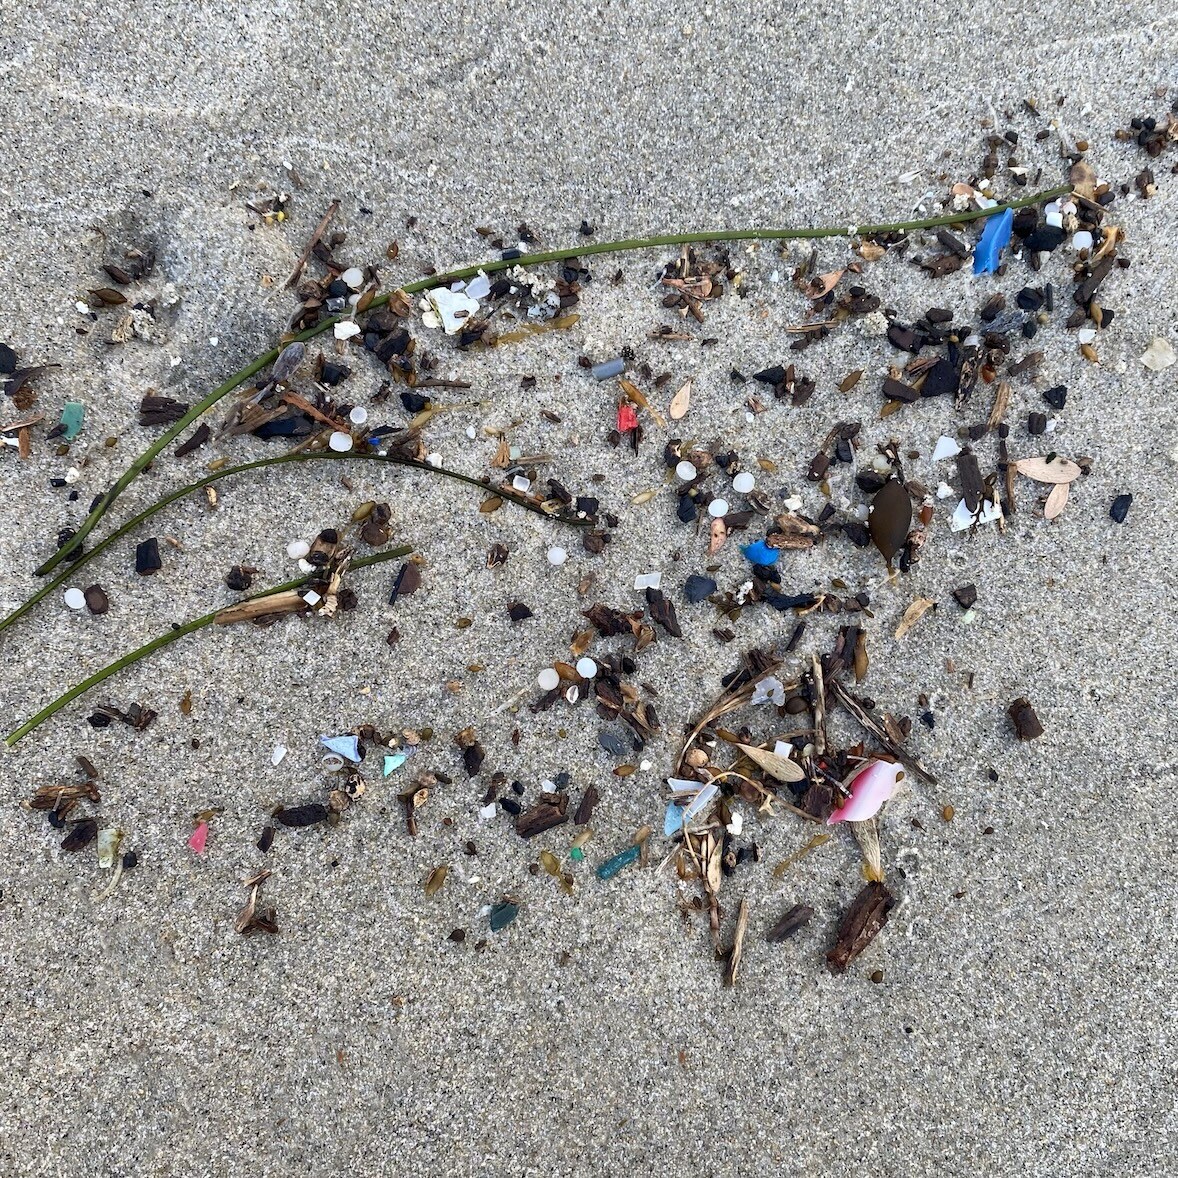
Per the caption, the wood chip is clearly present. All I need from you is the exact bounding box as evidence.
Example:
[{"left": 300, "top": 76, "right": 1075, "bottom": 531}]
[
  {"left": 1015, "top": 456, "right": 1082, "bottom": 484},
  {"left": 723, "top": 897, "right": 749, "bottom": 988},
  {"left": 735, "top": 741, "right": 807, "bottom": 783},
  {"left": 1044, "top": 481, "right": 1069, "bottom": 520},
  {"left": 826, "top": 881, "right": 894, "bottom": 973},
  {"left": 895, "top": 597, "right": 936, "bottom": 640},
  {"left": 766, "top": 903, "right": 814, "bottom": 942}
]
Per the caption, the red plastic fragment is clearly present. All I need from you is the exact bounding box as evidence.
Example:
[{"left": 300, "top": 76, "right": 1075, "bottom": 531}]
[{"left": 617, "top": 405, "right": 638, "bottom": 433}]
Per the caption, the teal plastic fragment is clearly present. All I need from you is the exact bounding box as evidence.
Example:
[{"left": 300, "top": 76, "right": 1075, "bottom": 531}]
[
  {"left": 383, "top": 752, "right": 407, "bottom": 776},
  {"left": 59, "top": 402, "right": 85, "bottom": 441},
  {"left": 569, "top": 846, "right": 584, "bottom": 862},
  {"left": 596, "top": 842, "right": 640, "bottom": 881},
  {"left": 489, "top": 901, "right": 519, "bottom": 931}
]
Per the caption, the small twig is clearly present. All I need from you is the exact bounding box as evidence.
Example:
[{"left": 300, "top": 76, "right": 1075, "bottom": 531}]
[
  {"left": 829, "top": 679, "right": 937, "bottom": 785},
  {"left": 285, "top": 200, "right": 340, "bottom": 289},
  {"left": 812, "top": 653, "right": 827, "bottom": 758},
  {"left": 5, "top": 548, "right": 410, "bottom": 747}
]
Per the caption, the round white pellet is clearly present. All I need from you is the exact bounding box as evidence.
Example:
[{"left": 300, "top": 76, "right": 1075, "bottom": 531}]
[
  {"left": 537, "top": 667, "right": 560, "bottom": 692},
  {"left": 348, "top": 406, "right": 368, "bottom": 426},
  {"left": 287, "top": 540, "right": 310, "bottom": 560},
  {"left": 328, "top": 431, "right": 353, "bottom": 452},
  {"left": 1072, "top": 231, "right": 1093, "bottom": 252},
  {"left": 341, "top": 267, "right": 364, "bottom": 290},
  {"left": 733, "top": 471, "right": 755, "bottom": 494},
  {"left": 64, "top": 587, "right": 86, "bottom": 610},
  {"left": 547, "top": 546, "right": 567, "bottom": 566},
  {"left": 576, "top": 657, "right": 598, "bottom": 679},
  {"left": 708, "top": 498, "right": 730, "bottom": 518},
  {"left": 676, "top": 460, "right": 697, "bottom": 481}
]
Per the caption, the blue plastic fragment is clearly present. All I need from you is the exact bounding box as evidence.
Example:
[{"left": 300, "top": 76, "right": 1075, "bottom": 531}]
[
  {"left": 663, "top": 802, "right": 687, "bottom": 837},
  {"left": 596, "top": 842, "right": 641, "bottom": 881},
  {"left": 320, "top": 734, "right": 361, "bottom": 763},
  {"left": 590, "top": 357, "right": 625, "bottom": 381},
  {"left": 383, "top": 752, "right": 408, "bottom": 776},
  {"left": 741, "top": 540, "right": 779, "bottom": 566},
  {"left": 973, "top": 207, "right": 1014, "bottom": 275}
]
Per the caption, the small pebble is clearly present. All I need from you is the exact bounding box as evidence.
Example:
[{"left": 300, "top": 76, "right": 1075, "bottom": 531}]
[
  {"left": 1109, "top": 493, "right": 1133, "bottom": 524},
  {"left": 537, "top": 667, "right": 560, "bottom": 692},
  {"left": 547, "top": 546, "right": 567, "bottom": 566},
  {"left": 328, "top": 431, "right": 353, "bottom": 452},
  {"left": 287, "top": 540, "right": 310, "bottom": 559},
  {"left": 575, "top": 657, "right": 598, "bottom": 679},
  {"left": 348, "top": 406, "right": 368, "bottom": 426},
  {"left": 675, "top": 460, "right": 697, "bottom": 481},
  {"left": 63, "top": 587, "right": 86, "bottom": 610},
  {"left": 708, "top": 498, "right": 730, "bottom": 518},
  {"left": 732, "top": 471, "right": 755, "bottom": 494}
]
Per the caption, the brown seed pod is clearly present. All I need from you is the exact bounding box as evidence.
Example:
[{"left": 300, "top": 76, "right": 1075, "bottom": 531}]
[{"left": 868, "top": 478, "right": 911, "bottom": 569}]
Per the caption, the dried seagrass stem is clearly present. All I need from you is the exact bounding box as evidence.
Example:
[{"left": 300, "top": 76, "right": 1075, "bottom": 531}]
[
  {"left": 5, "top": 547, "right": 411, "bottom": 747},
  {"left": 1, "top": 451, "right": 583, "bottom": 640},
  {"left": 34, "top": 185, "right": 1068, "bottom": 577}
]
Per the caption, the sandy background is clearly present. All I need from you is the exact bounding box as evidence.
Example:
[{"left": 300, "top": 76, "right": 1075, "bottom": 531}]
[{"left": 1, "top": 3, "right": 1176, "bottom": 1175}]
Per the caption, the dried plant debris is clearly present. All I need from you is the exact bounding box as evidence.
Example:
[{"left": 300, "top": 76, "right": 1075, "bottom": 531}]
[
  {"left": 1008, "top": 697, "right": 1044, "bottom": 741},
  {"left": 827, "top": 882, "right": 894, "bottom": 973},
  {"left": 767, "top": 903, "right": 814, "bottom": 943}
]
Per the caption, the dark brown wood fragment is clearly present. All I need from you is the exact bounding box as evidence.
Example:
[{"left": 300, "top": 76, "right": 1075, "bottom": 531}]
[
  {"left": 956, "top": 451, "right": 985, "bottom": 513},
  {"left": 174, "top": 423, "right": 211, "bottom": 457},
  {"left": 767, "top": 903, "right": 815, "bottom": 943},
  {"left": 952, "top": 584, "right": 977, "bottom": 609},
  {"left": 61, "top": 818, "right": 99, "bottom": 852},
  {"left": 515, "top": 792, "right": 569, "bottom": 838},
  {"left": 139, "top": 395, "right": 190, "bottom": 427},
  {"left": 882, "top": 376, "right": 919, "bottom": 403},
  {"left": 827, "top": 881, "right": 894, "bottom": 973},
  {"left": 574, "top": 785, "right": 599, "bottom": 825},
  {"left": 389, "top": 561, "right": 420, "bottom": 604},
  {"left": 645, "top": 588, "right": 681, "bottom": 638},
  {"left": 1074, "top": 255, "right": 1114, "bottom": 306},
  {"left": 1008, "top": 697, "right": 1044, "bottom": 741},
  {"left": 276, "top": 803, "right": 330, "bottom": 827}
]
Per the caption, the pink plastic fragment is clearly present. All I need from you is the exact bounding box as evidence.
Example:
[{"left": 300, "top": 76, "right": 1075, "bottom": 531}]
[
  {"left": 188, "top": 821, "right": 209, "bottom": 854},
  {"left": 827, "top": 760, "right": 903, "bottom": 825},
  {"left": 617, "top": 405, "right": 638, "bottom": 433}
]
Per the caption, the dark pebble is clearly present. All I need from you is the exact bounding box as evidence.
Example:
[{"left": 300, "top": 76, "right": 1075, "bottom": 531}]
[
  {"left": 1015, "top": 287, "right": 1044, "bottom": 312},
  {"left": 1027, "top": 412, "right": 1047, "bottom": 436},
  {"left": 676, "top": 494, "right": 698, "bottom": 523},
  {"left": 83, "top": 584, "right": 110, "bottom": 614},
  {"left": 1024, "top": 225, "right": 1066, "bottom": 252},
  {"left": 683, "top": 574, "right": 716, "bottom": 605},
  {"left": 134, "top": 538, "right": 161, "bottom": 576},
  {"left": 598, "top": 731, "right": 628, "bottom": 757},
  {"left": 0, "top": 342, "right": 17, "bottom": 374},
  {"left": 122, "top": 850, "right": 138, "bottom": 870},
  {"left": 952, "top": 583, "right": 978, "bottom": 609},
  {"left": 320, "top": 361, "right": 351, "bottom": 386},
  {"left": 1109, "top": 494, "right": 1133, "bottom": 524},
  {"left": 1042, "top": 385, "right": 1067, "bottom": 410}
]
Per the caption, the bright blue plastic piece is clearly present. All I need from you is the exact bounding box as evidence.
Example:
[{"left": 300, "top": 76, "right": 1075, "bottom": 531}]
[
  {"left": 596, "top": 842, "right": 641, "bottom": 881},
  {"left": 320, "top": 734, "right": 361, "bottom": 763},
  {"left": 663, "top": 802, "right": 687, "bottom": 837},
  {"left": 973, "top": 207, "right": 1014, "bottom": 275},
  {"left": 383, "top": 753, "right": 407, "bottom": 776},
  {"left": 741, "top": 540, "right": 779, "bottom": 566}
]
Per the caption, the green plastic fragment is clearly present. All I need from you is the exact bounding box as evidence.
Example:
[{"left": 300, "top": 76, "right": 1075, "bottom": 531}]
[
  {"left": 596, "top": 842, "right": 640, "bottom": 881},
  {"left": 59, "top": 401, "right": 85, "bottom": 441},
  {"left": 569, "top": 847, "right": 584, "bottom": 862},
  {"left": 489, "top": 901, "right": 519, "bottom": 931}
]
